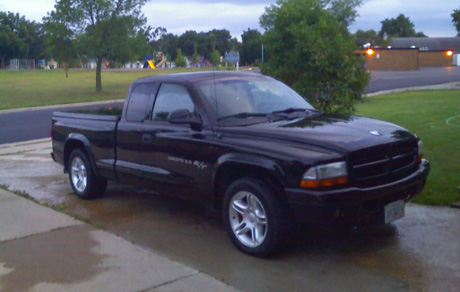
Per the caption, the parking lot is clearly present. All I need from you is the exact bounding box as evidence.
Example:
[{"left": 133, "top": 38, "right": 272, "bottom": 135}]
[{"left": 1, "top": 139, "right": 459, "bottom": 291}]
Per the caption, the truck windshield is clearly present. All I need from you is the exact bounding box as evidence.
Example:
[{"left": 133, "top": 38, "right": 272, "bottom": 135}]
[{"left": 196, "top": 76, "right": 314, "bottom": 122}]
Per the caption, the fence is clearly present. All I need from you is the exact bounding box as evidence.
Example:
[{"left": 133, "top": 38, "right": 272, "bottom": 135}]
[{"left": 9, "top": 59, "right": 36, "bottom": 70}]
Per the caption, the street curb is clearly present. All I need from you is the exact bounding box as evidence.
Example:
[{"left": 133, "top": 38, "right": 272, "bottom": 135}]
[
  {"left": 364, "top": 82, "right": 460, "bottom": 97},
  {"left": 0, "top": 138, "right": 51, "bottom": 156},
  {"left": 0, "top": 138, "right": 50, "bottom": 149},
  {"left": 0, "top": 99, "right": 125, "bottom": 114}
]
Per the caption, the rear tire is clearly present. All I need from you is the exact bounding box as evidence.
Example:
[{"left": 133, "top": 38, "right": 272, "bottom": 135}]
[
  {"left": 223, "top": 177, "right": 291, "bottom": 257},
  {"left": 68, "top": 149, "right": 107, "bottom": 199}
]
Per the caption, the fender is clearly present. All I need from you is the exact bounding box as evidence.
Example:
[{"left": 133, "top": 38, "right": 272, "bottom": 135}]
[
  {"left": 64, "top": 133, "right": 100, "bottom": 177},
  {"left": 213, "top": 153, "right": 286, "bottom": 188}
]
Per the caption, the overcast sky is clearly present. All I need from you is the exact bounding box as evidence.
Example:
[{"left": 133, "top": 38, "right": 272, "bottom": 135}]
[{"left": 0, "top": 0, "right": 457, "bottom": 39}]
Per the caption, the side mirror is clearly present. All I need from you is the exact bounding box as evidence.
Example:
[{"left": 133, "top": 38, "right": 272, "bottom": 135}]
[{"left": 167, "top": 109, "right": 202, "bottom": 131}]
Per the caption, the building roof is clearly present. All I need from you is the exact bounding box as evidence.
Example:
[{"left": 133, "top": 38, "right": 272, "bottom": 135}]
[{"left": 389, "top": 37, "right": 460, "bottom": 52}]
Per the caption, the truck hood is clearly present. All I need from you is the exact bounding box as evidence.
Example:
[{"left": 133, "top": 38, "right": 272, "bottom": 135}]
[{"left": 221, "top": 114, "right": 415, "bottom": 153}]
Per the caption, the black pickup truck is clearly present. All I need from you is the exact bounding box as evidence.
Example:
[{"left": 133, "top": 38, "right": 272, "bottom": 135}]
[{"left": 51, "top": 71, "right": 429, "bottom": 257}]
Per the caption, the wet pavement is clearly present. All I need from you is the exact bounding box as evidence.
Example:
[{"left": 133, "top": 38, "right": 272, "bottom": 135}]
[{"left": 1, "top": 139, "right": 459, "bottom": 292}]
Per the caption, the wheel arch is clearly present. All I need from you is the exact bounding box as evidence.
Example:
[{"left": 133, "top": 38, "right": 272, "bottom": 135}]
[
  {"left": 212, "top": 153, "right": 286, "bottom": 210},
  {"left": 64, "top": 133, "right": 100, "bottom": 177}
]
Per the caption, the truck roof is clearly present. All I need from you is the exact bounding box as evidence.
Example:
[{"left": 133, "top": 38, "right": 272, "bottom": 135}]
[{"left": 132, "top": 70, "right": 263, "bottom": 84}]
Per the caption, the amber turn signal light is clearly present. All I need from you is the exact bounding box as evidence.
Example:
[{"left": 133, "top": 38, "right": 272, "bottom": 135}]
[{"left": 300, "top": 176, "right": 348, "bottom": 188}]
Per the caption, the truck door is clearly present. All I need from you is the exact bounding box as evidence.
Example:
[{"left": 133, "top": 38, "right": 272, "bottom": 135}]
[
  {"left": 116, "top": 82, "right": 158, "bottom": 184},
  {"left": 139, "top": 83, "right": 213, "bottom": 200}
]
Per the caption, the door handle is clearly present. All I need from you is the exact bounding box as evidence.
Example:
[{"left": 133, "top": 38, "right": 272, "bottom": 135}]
[{"left": 141, "top": 134, "right": 153, "bottom": 144}]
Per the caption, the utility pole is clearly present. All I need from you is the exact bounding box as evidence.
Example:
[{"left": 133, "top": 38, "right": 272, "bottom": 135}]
[{"left": 262, "top": 44, "right": 264, "bottom": 63}]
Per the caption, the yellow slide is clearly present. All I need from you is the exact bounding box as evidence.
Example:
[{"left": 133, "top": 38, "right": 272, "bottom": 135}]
[{"left": 147, "top": 60, "right": 155, "bottom": 69}]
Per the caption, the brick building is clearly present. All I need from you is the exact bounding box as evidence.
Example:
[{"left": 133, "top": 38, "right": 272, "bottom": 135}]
[{"left": 359, "top": 37, "right": 459, "bottom": 71}]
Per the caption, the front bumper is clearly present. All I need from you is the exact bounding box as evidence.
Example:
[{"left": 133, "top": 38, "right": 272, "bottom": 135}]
[{"left": 285, "top": 159, "right": 430, "bottom": 225}]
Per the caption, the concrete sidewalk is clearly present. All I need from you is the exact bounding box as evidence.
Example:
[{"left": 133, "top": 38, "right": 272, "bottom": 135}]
[{"left": 0, "top": 188, "right": 239, "bottom": 292}]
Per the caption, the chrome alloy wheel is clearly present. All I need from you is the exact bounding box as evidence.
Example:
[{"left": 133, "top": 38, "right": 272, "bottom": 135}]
[
  {"left": 229, "top": 191, "right": 268, "bottom": 248},
  {"left": 70, "top": 157, "right": 87, "bottom": 193}
]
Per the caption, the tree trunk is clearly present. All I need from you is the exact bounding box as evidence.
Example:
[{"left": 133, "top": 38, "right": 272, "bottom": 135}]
[
  {"left": 0, "top": 56, "right": 4, "bottom": 70},
  {"left": 96, "top": 57, "right": 103, "bottom": 92}
]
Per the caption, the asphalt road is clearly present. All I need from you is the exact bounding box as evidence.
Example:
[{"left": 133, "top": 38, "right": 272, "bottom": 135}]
[
  {"left": 1, "top": 66, "right": 459, "bottom": 145},
  {"left": 364, "top": 66, "right": 460, "bottom": 93},
  {"left": 0, "top": 102, "right": 123, "bottom": 145}
]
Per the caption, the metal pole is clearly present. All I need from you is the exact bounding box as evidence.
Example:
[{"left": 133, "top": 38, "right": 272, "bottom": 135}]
[{"left": 262, "top": 44, "right": 264, "bottom": 63}]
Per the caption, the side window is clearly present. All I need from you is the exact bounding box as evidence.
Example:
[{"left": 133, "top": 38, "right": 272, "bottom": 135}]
[
  {"left": 126, "top": 83, "right": 155, "bottom": 122},
  {"left": 152, "top": 84, "right": 195, "bottom": 122}
]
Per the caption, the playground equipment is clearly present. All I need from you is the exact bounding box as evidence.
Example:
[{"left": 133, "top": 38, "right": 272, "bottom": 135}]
[{"left": 144, "top": 52, "right": 166, "bottom": 69}]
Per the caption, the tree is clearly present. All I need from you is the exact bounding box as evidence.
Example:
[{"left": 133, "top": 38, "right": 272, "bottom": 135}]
[
  {"left": 174, "top": 48, "right": 186, "bottom": 67},
  {"left": 354, "top": 29, "right": 383, "bottom": 48},
  {"left": 0, "top": 12, "right": 44, "bottom": 69},
  {"left": 260, "top": 0, "right": 369, "bottom": 115},
  {"left": 208, "top": 29, "right": 232, "bottom": 55},
  {"left": 43, "top": 19, "right": 77, "bottom": 76},
  {"left": 230, "top": 37, "right": 241, "bottom": 52},
  {"left": 240, "top": 28, "right": 262, "bottom": 65},
  {"left": 210, "top": 49, "right": 220, "bottom": 66},
  {"left": 44, "top": 0, "right": 150, "bottom": 92},
  {"left": 191, "top": 42, "right": 200, "bottom": 64},
  {"left": 452, "top": 7, "right": 460, "bottom": 36},
  {"left": 179, "top": 30, "right": 199, "bottom": 57},
  {"left": 319, "top": 0, "right": 363, "bottom": 27},
  {"left": 151, "top": 33, "right": 179, "bottom": 60},
  {"left": 379, "top": 14, "right": 425, "bottom": 39}
]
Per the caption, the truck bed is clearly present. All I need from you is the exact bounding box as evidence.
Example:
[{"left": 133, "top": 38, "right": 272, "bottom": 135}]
[{"left": 52, "top": 111, "right": 120, "bottom": 180}]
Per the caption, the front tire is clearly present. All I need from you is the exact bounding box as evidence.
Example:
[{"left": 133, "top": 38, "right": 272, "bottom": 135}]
[
  {"left": 68, "top": 149, "right": 107, "bottom": 199},
  {"left": 223, "top": 177, "right": 291, "bottom": 257}
]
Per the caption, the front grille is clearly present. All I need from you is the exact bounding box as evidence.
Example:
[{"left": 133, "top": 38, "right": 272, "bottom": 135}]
[{"left": 349, "top": 140, "right": 418, "bottom": 187}]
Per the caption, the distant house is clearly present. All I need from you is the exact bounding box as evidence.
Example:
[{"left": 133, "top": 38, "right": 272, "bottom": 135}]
[{"left": 47, "top": 59, "right": 58, "bottom": 69}]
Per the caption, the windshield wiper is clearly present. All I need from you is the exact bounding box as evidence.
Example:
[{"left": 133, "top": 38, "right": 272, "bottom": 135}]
[
  {"left": 217, "top": 112, "right": 267, "bottom": 121},
  {"left": 272, "top": 107, "right": 313, "bottom": 114}
]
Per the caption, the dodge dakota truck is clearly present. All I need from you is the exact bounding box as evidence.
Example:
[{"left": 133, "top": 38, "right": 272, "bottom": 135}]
[{"left": 51, "top": 71, "right": 430, "bottom": 257}]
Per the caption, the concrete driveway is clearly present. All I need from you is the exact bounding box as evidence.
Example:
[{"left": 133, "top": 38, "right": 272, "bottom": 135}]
[{"left": 1, "top": 139, "right": 459, "bottom": 291}]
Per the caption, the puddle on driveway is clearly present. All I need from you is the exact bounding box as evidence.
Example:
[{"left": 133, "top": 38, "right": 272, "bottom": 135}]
[
  {"left": 1, "top": 146, "right": 459, "bottom": 291},
  {"left": 0, "top": 225, "right": 106, "bottom": 292}
]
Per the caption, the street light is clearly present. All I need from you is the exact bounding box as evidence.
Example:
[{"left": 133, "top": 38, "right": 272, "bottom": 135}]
[
  {"left": 446, "top": 50, "right": 453, "bottom": 57},
  {"left": 366, "top": 48, "right": 375, "bottom": 56}
]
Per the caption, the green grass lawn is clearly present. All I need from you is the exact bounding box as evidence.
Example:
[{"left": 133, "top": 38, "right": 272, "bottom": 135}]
[
  {"left": 356, "top": 90, "right": 460, "bottom": 206},
  {"left": 0, "top": 68, "right": 209, "bottom": 110}
]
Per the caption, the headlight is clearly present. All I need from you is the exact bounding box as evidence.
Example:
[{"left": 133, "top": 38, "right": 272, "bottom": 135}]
[
  {"left": 300, "top": 161, "right": 348, "bottom": 188},
  {"left": 417, "top": 140, "right": 423, "bottom": 162}
]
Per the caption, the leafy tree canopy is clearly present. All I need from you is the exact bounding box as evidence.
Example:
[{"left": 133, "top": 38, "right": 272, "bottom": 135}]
[
  {"left": 379, "top": 14, "right": 426, "bottom": 39},
  {"left": 262, "top": 0, "right": 362, "bottom": 29},
  {"left": 260, "top": 0, "right": 369, "bottom": 115},
  {"left": 319, "top": 0, "right": 362, "bottom": 27},
  {"left": 354, "top": 29, "right": 383, "bottom": 48},
  {"left": 452, "top": 8, "right": 460, "bottom": 36},
  {"left": 240, "top": 28, "right": 262, "bottom": 65},
  {"left": 43, "top": 0, "right": 150, "bottom": 92},
  {"left": 0, "top": 11, "right": 44, "bottom": 68},
  {"left": 174, "top": 48, "right": 186, "bottom": 67}
]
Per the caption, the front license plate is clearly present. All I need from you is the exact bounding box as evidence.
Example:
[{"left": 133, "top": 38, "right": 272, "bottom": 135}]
[{"left": 384, "top": 200, "right": 405, "bottom": 224}]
